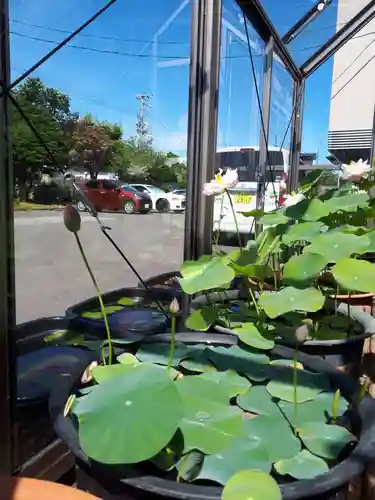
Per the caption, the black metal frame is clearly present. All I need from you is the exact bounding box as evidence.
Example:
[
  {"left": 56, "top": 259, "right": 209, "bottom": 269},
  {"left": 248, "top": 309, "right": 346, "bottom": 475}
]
[
  {"left": 0, "top": 0, "right": 15, "bottom": 477},
  {"left": 1, "top": 0, "right": 375, "bottom": 482}
]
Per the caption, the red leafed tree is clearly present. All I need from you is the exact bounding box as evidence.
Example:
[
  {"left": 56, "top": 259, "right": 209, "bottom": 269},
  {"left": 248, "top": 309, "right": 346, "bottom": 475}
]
[{"left": 69, "top": 116, "right": 111, "bottom": 179}]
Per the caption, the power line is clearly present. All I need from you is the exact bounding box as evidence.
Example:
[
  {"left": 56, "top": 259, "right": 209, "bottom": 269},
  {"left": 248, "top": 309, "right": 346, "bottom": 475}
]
[
  {"left": 5, "top": 0, "right": 118, "bottom": 94},
  {"left": 10, "top": 18, "right": 190, "bottom": 45},
  {"left": 332, "top": 36, "right": 375, "bottom": 83},
  {"left": 331, "top": 52, "right": 375, "bottom": 100}
]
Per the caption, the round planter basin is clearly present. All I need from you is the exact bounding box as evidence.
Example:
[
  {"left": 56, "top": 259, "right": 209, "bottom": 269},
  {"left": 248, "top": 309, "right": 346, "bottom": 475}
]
[
  {"left": 65, "top": 287, "right": 176, "bottom": 340},
  {"left": 50, "top": 332, "right": 375, "bottom": 500}
]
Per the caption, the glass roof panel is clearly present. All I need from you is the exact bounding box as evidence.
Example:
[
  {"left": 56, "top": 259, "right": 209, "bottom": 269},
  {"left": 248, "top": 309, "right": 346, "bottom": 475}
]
[{"left": 259, "top": 0, "right": 373, "bottom": 67}]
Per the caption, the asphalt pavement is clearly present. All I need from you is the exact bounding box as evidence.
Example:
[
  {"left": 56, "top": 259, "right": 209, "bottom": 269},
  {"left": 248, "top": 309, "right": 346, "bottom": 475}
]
[{"left": 14, "top": 210, "right": 185, "bottom": 323}]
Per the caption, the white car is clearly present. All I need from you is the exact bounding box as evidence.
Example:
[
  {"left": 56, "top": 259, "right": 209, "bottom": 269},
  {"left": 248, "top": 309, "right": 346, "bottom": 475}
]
[{"left": 130, "top": 184, "right": 185, "bottom": 212}]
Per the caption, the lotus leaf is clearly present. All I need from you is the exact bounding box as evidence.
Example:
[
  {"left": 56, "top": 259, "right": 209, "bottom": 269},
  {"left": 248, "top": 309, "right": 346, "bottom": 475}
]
[{"left": 259, "top": 287, "right": 325, "bottom": 318}]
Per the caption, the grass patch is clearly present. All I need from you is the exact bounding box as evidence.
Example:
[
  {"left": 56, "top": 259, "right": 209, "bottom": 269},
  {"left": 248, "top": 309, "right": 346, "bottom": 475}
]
[{"left": 14, "top": 202, "right": 64, "bottom": 211}]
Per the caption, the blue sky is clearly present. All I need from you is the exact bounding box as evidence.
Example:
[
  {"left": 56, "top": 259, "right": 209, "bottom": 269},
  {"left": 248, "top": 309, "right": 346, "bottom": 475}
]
[{"left": 9, "top": 0, "right": 340, "bottom": 161}]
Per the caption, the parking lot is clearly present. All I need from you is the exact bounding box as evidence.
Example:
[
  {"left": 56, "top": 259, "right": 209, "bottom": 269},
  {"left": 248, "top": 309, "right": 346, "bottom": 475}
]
[{"left": 15, "top": 210, "right": 185, "bottom": 323}]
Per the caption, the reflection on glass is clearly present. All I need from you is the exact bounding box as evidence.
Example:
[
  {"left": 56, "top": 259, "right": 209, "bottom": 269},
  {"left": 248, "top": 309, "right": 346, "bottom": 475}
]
[
  {"left": 10, "top": 0, "right": 189, "bottom": 469},
  {"left": 214, "top": 1, "right": 265, "bottom": 248}
]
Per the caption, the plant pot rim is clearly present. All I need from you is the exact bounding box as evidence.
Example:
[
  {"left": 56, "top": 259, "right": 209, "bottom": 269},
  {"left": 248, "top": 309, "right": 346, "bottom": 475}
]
[
  {"left": 50, "top": 332, "right": 375, "bottom": 500},
  {"left": 191, "top": 291, "right": 375, "bottom": 347}
]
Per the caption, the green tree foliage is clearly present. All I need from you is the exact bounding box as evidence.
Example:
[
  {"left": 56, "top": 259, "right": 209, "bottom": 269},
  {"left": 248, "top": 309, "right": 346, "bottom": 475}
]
[
  {"left": 11, "top": 77, "right": 187, "bottom": 200},
  {"left": 12, "top": 77, "right": 74, "bottom": 200}
]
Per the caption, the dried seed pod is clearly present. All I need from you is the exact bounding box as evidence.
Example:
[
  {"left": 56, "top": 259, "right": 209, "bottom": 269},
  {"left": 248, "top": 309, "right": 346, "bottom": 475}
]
[{"left": 64, "top": 203, "right": 81, "bottom": 233}]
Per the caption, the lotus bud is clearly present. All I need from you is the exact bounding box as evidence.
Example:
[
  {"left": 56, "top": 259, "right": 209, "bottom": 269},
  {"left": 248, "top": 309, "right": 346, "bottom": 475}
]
[
  {"left": 169, "top": 297, "right": 180, "bottom": 315},
  {"left": 64, "top": 203, "right": 81, "bottom": 233},
  {"left": 294, "top": 324, "right": 310, "bottom": 344}
]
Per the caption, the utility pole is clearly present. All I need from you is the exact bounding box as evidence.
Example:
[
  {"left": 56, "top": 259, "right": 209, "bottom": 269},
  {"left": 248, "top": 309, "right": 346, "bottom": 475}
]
[{"left": 136, "top": 93, "right": 152, "bottom": 147}]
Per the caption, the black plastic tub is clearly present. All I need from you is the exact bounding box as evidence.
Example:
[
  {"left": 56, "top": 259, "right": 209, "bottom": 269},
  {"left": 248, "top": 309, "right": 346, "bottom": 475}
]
[
  {"left": 50, "top": 332, "right": 375, "bottom": 500},
  {"left": 15, "top": 316, "right": 98, "bottom": 468},
  {"left": 190, "top": 291, "right": 375, "bottom": 378},
  {"left": 65, "top": 287, "right": 177, "bottom": 340}
]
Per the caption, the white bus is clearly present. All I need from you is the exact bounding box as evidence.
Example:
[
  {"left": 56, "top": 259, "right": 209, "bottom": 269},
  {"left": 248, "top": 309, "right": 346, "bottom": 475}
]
[{"left": 213, "top": 146, "right": 289, "bottom": 236}]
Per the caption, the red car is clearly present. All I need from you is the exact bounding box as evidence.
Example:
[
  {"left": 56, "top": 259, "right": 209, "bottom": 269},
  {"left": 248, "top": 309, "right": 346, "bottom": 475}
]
[{"left": 76, "top": 179, "right": 152, "bottom": 214}]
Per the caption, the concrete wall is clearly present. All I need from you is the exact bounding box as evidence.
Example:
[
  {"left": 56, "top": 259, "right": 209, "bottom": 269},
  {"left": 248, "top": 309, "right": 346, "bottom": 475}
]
[{"left": 328, "top": 0, "right": 375, "bottom": 153}]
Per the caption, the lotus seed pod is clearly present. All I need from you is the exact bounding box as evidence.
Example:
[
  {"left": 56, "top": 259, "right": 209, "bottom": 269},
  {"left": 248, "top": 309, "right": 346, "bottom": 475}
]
[
  {"left": 170, "top": 297, "right": 180, "bottom": 314},
  {"left": 295, "top": 324, "right": 310, "bottom": 344},
  {"left": 64, "top": 203, "right": 81, "bottom": 233}
]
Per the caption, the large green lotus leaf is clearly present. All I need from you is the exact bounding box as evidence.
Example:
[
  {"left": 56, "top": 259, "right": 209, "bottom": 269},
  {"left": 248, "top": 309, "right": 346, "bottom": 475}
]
[
  {"left": 282, "top": 253, "right": 328, "bottom": 287},
  {"left": 196, "top": 436, "right": 271, "bottom": 485},
  {"left": 225, "top": 247, "right": 258, "bottom": 267},
  {"left": 175, "top": 376, "right": 243, "bottom": 454},
  {"left": 179, "top": 352, "right": 217, "bottom": 373},
  {"left": 324, "top": 192, "right": 369, "bottom": 214},
  {"left": 81, "top": 305, "right": 123, "bottom": 319},
  {"left": 299, "top": 422, "right": 355, "bottom": 459},
  {"left": 206, "top": 345, "right": 271, "bottom": 382},
  {"left": 180, "top": 254, "right": 212, "bottom": 277},
  {"left": 278, "top": 391, "right": 348, "bottom": 426},
  {"left": 313, "top": 326, "right": 347, "bottom": 341},
  {"left": 184, "top": 307, "right": 219, "bottom": 331},
  {"left": 179, "top": 256, "right": 235, "bottom": 294},
  {"left": 135, "top": 342, "right": 188, "bottom": 367},
  {"left": 232, "top": 322, "right": 275, "bottom": 350},
  {"left": 332, "top": 258, "right": 375, "bottom": 293},
  {"left": 198, "top": 370, "right": 251, "bottom": 399},
  {"left": 301, "top": 199, "right": 330, "bottom": 222},
  {"left": 260, "top": 212, "right": 290, "bottom": 228},
  {"left": 259, "top": 287, "right": 325, "bottom": 319},
  {"left": 92, "top": 363, "right": 146, "bottom": 383},
  {"left": 266, "top": 368, "right": 329, "bottom": 403},
  {"left": 304, "top": 232, "right": 369, "bottom": 262},
  {"left": 237, "top": 385, "right": 281, "bottom": 417},
  {"left": 243, "top": 415, "right": 301, "bottom": 462},
  {"left": 116, "top": 353, "right": 138, "bottom": 365},
  {"left": 73, "top": 364, "right": 183, "bottom": 464},
  {"left": 362, "top": 229, "right": 375, "bottom": 252},
  {"left": 230, "top": 263, "right": 272, "bottom": 280},
  {"left": 44, "top": 329, "right": 84, "bottom": 346},
  {"left": 239, "top": 209, "right": 267, "bottom": 218},
  {"left": 299, "top": 169, "right": 324, "bottom": 193},
  {"left": 222, "top": 470, "right": 281, "bottom": 500},
  {"left": 117, "top": 297, "right": 139, "bottom": 306},
  {"left": 274, "top": 449, "right": 329, "bottom": 480},
  {"left": 270, "top": 359, "right": 304, "bottom": 369},
  {"left": 282, "top": 222, "right": 327, "bottom": 246}
]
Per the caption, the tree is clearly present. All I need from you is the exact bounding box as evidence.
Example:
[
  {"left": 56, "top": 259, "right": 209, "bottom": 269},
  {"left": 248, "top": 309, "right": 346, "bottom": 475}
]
[
  {"left": 12, "top": 78, "right": 74, "bottom": 200},
  {"left": 68, "top": 115, "right": 112, "bottom": 179}
]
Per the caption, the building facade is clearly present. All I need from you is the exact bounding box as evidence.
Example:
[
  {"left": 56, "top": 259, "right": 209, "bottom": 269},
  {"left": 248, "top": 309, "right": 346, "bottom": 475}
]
[{"left": 328, "top": 0, "right": 375, "bottom": 164}]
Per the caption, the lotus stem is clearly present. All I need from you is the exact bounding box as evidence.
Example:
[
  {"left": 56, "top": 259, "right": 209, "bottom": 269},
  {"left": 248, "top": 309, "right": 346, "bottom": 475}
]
[
  {"left": 331, "top": 389, "right": 340, "bottom": 424},
  {"left": 225, "top": 189, "right": 242, "bottom": 251},
  {"left": 74, "top": 232, "right": 112, "bottom": 365},
  {"left": 168, "top": 314, "right": 176, "bottom": 371},
  {"left": 293, "top": 348, "right": 298, "bottom": 435}
]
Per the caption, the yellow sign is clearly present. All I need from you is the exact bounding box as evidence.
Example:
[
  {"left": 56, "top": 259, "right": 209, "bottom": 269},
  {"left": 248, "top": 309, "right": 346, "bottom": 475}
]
[{"left": 233, "top": 193, "right": 253, "bottom": 204}]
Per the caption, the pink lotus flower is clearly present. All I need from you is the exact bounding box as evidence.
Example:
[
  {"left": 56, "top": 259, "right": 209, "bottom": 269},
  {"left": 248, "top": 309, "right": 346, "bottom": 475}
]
[{"left": 341, "top": 159, "right": 371, "bottom": 181}]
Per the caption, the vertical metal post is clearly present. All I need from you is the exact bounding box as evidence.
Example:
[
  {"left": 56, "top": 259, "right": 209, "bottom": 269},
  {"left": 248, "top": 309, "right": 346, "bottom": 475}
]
[
  {"left": 287, "top": 79, "right": 305, "bottom": 193},
  {"left": 255, "top": 36, "right": 274, "bottom": 233},
  {"left": 184, "top": 0, "right": 222, "bottom": 260},
  {"left": 370, "top": 103, "right": 375, "bottom": 167},
  {"left": 0, "top": 0, "right": 16, "bottom": 476}
]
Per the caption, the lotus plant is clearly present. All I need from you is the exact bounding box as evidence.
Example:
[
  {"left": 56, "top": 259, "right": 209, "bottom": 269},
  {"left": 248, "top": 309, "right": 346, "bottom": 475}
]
[{"left": 63, "top": 203, "right": 113, "bottom": 364}]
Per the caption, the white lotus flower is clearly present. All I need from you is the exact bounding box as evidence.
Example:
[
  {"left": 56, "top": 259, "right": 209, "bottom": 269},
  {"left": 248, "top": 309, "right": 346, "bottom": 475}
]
[
  {"left": 202, "top": 168, "right": 238, "bottom": 196},
  {"left": 283, "top": 192, "right": 305, "bottom": 207},
  {"left": 341, "top": 159, "right": 371, "bottom": 181}
]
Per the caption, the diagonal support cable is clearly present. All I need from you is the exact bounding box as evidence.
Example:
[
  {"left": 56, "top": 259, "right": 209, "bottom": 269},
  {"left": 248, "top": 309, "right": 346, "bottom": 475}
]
[{"left": 3, "top": 0, "right": 118, "bottom": 96}]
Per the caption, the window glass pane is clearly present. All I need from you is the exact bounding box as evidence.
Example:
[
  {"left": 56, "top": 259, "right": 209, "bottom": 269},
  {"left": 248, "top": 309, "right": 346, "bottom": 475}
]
[
  {"left": 10, "top": 0, "right": 189, "bottom": 470},
  {"left": 215, "top": 0, "right": 265, "bottom": 248}
]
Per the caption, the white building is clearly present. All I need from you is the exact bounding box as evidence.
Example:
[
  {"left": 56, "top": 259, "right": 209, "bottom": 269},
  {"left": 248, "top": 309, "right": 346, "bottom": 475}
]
[{"left": 328, "top": 0, "right": 375, "bottom": 164}]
